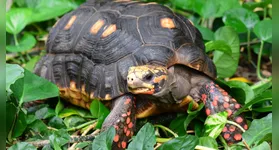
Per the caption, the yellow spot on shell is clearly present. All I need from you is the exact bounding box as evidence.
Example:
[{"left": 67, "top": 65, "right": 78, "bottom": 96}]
[
  {"left": 64, "top": 15, "right": 77, "bottom": 30},
  {"left": 90, "top": 19, "right": 105, "bottom": 34},
  {"left": 102, "top": 24, "right": 117, "bottom": 37},
  {"left": 160, "top": 18, "right": 175, "bottom": 29},
  {"left": 105, "top": 94, "right": 112, "bottom": 100},
  {"left": 90, "top": 92, "right": 95, "bottom": 99},
  {"left": 70, "top": 81, "right": 76, "bottom": 90}
]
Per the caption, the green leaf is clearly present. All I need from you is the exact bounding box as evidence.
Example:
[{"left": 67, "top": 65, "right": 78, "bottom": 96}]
[
  {"left": 169, "top": 114, "right": 187, "bottom": 136},
  {"left": 243, "top": 113, "right": 272, "bottom": 146},
  {"left": 198, "top": 136, "right": 218, "bottom": 149},
  {"left": 90, "top": 100, "right": 110, "bottom": 129},
  {"left": 55, "top": 99, "right": 64, "bottom": 115},
  {"left": 196, "top": 25, "right": 214, "bottom": 41},
  {"left": 254, "top": 19, "right": 272, "bottom": 43},
  {"left": 205, "top": 40, "right": 232, "bottom": 54},
  {"left": 204, "top": 111, "right": 227, "bottom": 139},
  {"left": 92, "top": 127, "right": 115, "bottom": 150},
  {"left": 75, "top": 142, "right": 91, "bottom": 149},
  {"left": 35, "top": 107, "right": 56, "bottom": 119},
  {"left": 24, "top": 55, "right": 42, "bottom": 72},
  {"left": 234, "top": 90, "right": 271, "bottom": 116},
  {"left": 8, "top": 142, "right": 37, "bottom": 150},
  {"left": 184, "top": 103, "right": 204, "bottom": 131},
  {"left": 6, "top": 33, "right": 36, "bottom": 52},
  {"left": 64, "top": 116, "right": 86, "bottom": 128},
  {"left": 213, "top": 26, "right": 240, "bottom": 78},
  {"left": 158, "top": 135, "right": 199, "bottom": 150},
  {"left": 127, "top": 123, "right": 156, "bottom": 150},
  {"left": 48, "top": 116, "right": 66, "bottom": 129},
  {"left": 10, "top": 69, "right": 59, "bottom": 106},
  {"left": 28, "top": 119, "right": 48, "bottom": 133},
  {"left": 6, "top": 64, "right": 24, "bottom": 92},
  {"left": 251, "top": 79, "right": 272, "bottom": 97},
  {"left": 6, "top": 8, "right": 33, "bottom": 34},
  {"left": 30, "top": 0, "right": 77, "bottom": 23},
  {"left": 223, "top": 7, "right": 260, "bottom": 33},
  {"left": 6, "top": 102, "right": 17, "bottom": 137},
  {"left": 12, "top": 109, "right": 27, "bottom": 138},
  {"left": 58, "top": 107, "right": 92, "bottom": 118},
  {"left": 49, "top": 129, "right": 70, "bottom": 149},
  {"left": 226, "top": 80, "right": 255, "bottom": 103},
  {"left": 251, "top": 141, "right": 271, "bottom": 150}
]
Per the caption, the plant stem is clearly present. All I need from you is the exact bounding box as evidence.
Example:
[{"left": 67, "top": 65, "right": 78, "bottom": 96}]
[
  {"left": 247, "top": 30, "right": 252, "bottom": 63},
  {"left": 257, "top": 41, "right": 265, "bottom": 80},
  {"left": 154, "top": 124, "right": 178, "bottom": 137},
  {"left": 227, "top": 120, "right": 246, "bottom": 133},
  {"left": 13, "top": 34, "right": 19, "bottom": 46},
  {"left": 67, "top": 120, "right": 96, "bottom": 132},
  {"left": 156, "top": 137, "right": 172, "bottom": 143}
]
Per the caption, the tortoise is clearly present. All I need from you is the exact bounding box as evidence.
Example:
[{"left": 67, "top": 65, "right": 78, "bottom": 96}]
[{"left": 34, "top": 0, "right": 248, "bottom": 149}]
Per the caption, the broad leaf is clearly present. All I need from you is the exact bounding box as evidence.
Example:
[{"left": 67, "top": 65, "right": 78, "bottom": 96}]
[
  {"left": 6, "top": 64, "right": 24, "bottom": 92},
  {"left": 205, "top": 40, "right": 232, "bottom": 55},
  {"left": 12, "top": 109, "right": 27, "bottom": 138},
  {"left": 90, "top": 100, "right": 110, "bottom": 129},
  {"left": 204, "top": 111, "right": 227, "bottom": 139},
  {"left": 234, "top": 90, "right": 271, "bottom": 116},
  {"left": 24, "top": 55, "right": 42, "bottom": 72},
  {"left": 6, "top": 8, "right": 33, "bottom": 34},
  {"left": 251, "top": 141, "right": 271, "bottom": 150},
  {"left": 49, "top": 129, "right": 70, "bottom": 149},
  {"left": 127, "top": 123, "right": 156, "bottom": 150},
  {"left": 254, "top": 19, "right": 272, "bottom": 43},
  {"left": 8, "top": 142, "right": 37, "bottom": 150},
  {"left": 10, "top": 69, "right": 59, "bottom": 106},
  {"left": 198, "top": 136, "right": 218, "bottom": 149},
  {"left": 223, "top": 7, "right": 260, "bottom": 33},
  {"left": 158, "top": 135, "right": 199, "bottom": 150},
  {"left": 63, "top": 115, "right": 86, "bottom": 128},
  {"left": 227, "top": 80, "right": 255, "bottom": 103},
  {"left": 6, "top": 33, "right": 36, "bottom": 52},
  {"left": 48, "top": 116, "right": 66, "bottom": 129},
  {"left": 196, "top": 25, "right": 214, "bottom": 41},
  {"left": 92, "top": 127, "right": 115, "bottom": 150},
  {"left": 213, "top": 26, "right": 240, "bottom": 78},
  {"left": 184, "top": 103, "right": 204, "bottom": 131},
  {"left": 242, "top": 113, "right": 272, "bottom": 146},
  {"left": 169, "top": 114, "right": 187, "bottom": 136},
  {"left": 35, "top": 107, "right": 56, "bottom": 119},
  {"left": 251, "top": 79, "right": 272, "bottom": 97},
  {"left": 58, "top": 107, "right": 92, "bottom": 118}
]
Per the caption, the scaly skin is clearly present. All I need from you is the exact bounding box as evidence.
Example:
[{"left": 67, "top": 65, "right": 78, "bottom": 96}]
[
  {"left": 200, "top": 81, "right": 248, "bottom": 144},
  {"left": 101, "top": 94, "right": 136, "bottom": 150}
]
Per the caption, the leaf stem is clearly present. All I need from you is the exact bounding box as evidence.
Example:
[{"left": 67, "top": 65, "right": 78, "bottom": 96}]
[
  {"left": 226, "top": 120, "right": 246, "bottom": 133},
  {"left": 247, "top": 30, "right": 252, "bottom": 63},
  {"left": 67, "top": 120, "right": 97, "bottom": 132},
  {"left": 257, "top": 41, "right": 265, "bottom": 80},
  {"left": 156, "top": 137, "right": 172, "bottom": 143},
  {"left": 13, "top": 34, "right": 19, "bottom": 46},
  {"left": 154, "top": 124, "right": 178, "bottom": 137}
]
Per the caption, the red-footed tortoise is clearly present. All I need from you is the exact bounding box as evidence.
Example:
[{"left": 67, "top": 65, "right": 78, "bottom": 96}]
[{"left": 34, "top": 0, "right": 248, "bottom": 149}]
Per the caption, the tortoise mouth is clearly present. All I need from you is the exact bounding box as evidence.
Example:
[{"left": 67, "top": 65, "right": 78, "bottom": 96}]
[{"left": 128, "top": 87, "right": 155, "bottom": 94}]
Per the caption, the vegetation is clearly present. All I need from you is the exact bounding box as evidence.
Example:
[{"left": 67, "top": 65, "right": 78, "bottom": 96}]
[{"left": 6, "top": 0, "right": 272, "bottom": 149}]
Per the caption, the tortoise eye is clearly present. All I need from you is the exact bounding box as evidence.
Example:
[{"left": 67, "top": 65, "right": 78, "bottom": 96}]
[{"left": 144, "top": 73, "right": 153, "bottom": 81}]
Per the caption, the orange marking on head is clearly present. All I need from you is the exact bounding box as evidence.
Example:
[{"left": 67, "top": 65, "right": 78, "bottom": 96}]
[
  {"left": 234, "top": 134, "right": 242, "bottom": 141},
  {"left": 236, "top": 117, "right": 243, "bottom": 123},
  {"left": 223, "top": 102, "right": 230, "bottom": 108},
  {"left": 128, "top": 122, "right": 133, "bottom": 128},
  {"left": 229, "top": 125, "right": 236, "bottom": 132},
  {"left": 64, "top": 15, "right": 76, "bottom": 30},
  {"left": 160, "top": 18, "right": 175, "bottom": 29},
  {"left": 153, "top": 75, "right": 167, "bottom": 83},
  {"left": 126, "top": 130, "right": 131, "bottom": 136},
  {"left": 226, "top": 109, "right": 232, "bottom": 116},
  {"left": 124, "top": 98, "right": 131, "bottom": 105},
  {"left": 102, "top": 24, "right": 117, "bottom": 38},
  {"left": 206, "top": 109, "right": 211, "bottom": 116},
  {"left": 114, "top": 134, "right": 119, "bottom": 142},
  {"left": 222, "top": 127, "right": 228, "bottom": 132},
  {"left": 212, "top": 100, "right": 218, "bottom": 106},
  {"left": 244, "top": 124, "right": 248, "bottom": 130},
  {"left": 224, "top": 133, "right": 230, "bottom": 139},
  {"left": 90, "top": 19, "right": 105, "bottom": 34},
  {"left": 126, "top": 117, "right": 131, "bottom": 124},
  {"left": 234, "top": 104, "right": 240, "bottom": 109},
  {"left": 121, "top": 141, "right": 127, "bottom": 148}
]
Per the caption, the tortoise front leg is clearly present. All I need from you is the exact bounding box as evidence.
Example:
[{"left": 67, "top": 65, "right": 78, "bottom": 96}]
[
  {"left": 199, "top": 81, "right": 248, "bottom": 145},
  {"left": 101, "top": 94, "right": 136, "bottom": 150}
]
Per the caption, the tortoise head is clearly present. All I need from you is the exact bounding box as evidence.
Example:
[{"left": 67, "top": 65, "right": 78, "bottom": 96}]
[{"left": 127, "top": 65, "right": 168, "bottom": 95}]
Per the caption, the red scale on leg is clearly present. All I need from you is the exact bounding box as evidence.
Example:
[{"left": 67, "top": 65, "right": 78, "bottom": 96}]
[
  {"left": 124, "top": 98, "right": 131, "bottom": 105},
  {"left": 224, "top": 133, "right": 230, "bottom": 140},
  {"left": 234, "top": 134, "right": 242, "bottom": 141},
  {"left": 244, "top": 124, "right": 248, "bottom": 130},
  {"left": 126, "top": 130, "right": 131, "bottom": 136},
  {"left": 121, "top": 141, "right": 127, "bottom": 149},
  {"left": 235, "top": 117, "right": 243, "bottom": 123},
  {"left": 205, "top": 108, "right": 211, "bottom": 116},
  {"left": 226, "top": 109, "right": 232, "bottom": 116},
  {"left": 114, "top": 134, "right": 120, "bottom": 142},
  {"left": 128, "top": 122, "right": 133, "bottom": 129},
  {"left": 229, "top": 125, "right": 236, "bottom": 132},
  {"left": 223, "top": 102, "right": 229, "bottom": 108},
  {"left": 126, "top": 117, "right": 131, "bottom": 124},
  {"left": 234, "top": 104, "right": 240, "bottom": 109},
  {"left": 212, "top": 100, "right": 218, "bottom": 106},
  {"left": 222, "top": 126, "right": 228, "bottom": 132}
]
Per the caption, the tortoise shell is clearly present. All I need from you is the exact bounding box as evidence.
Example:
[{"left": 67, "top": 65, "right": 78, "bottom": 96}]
[{"left": 34, "top": 0, "right": 216, "bottom": 108}]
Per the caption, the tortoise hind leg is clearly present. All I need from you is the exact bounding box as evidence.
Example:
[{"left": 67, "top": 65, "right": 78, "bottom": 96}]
[
  {"left": 101, "top": 94, "right": 136, "bottom": 150},
  {"left": 199, "top": 81, "right": 248, "bottom": 145}
]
